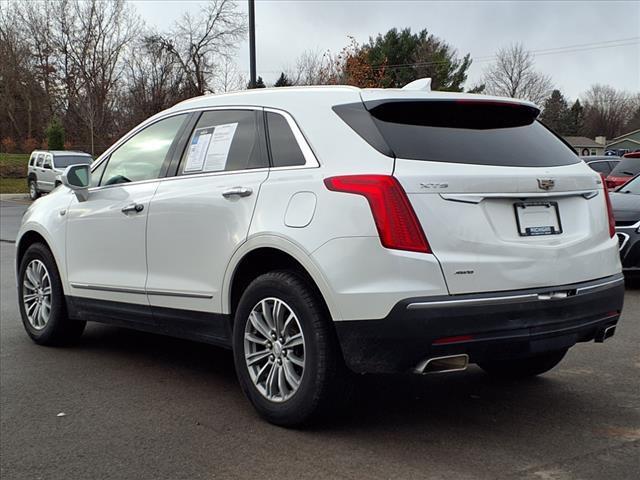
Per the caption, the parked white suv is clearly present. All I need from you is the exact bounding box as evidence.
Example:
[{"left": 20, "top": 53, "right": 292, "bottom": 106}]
[
  {"left": 16, "top": 84, "right": 624, "bottom": 426},
  {"left": 27, "top": 150, "right": 92, "bottom": 200}
]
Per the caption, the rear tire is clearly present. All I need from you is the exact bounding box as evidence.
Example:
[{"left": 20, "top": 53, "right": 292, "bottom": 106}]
[
  {"left": 18, "top": 243, "right": 85, "bottom": 345},
  {"left": 478, "top": 349, "right": 568, "bottom": 379},
  {"left": 232, "top": 270, "right": 348, "bottom": 427},
  {"left": 28, "top": 179, "right": 40, "bottom": 200}
]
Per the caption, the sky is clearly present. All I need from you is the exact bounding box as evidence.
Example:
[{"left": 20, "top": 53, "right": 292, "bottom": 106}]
[{"left": 132, "top": 0, "right": 640, "bottom": 100}]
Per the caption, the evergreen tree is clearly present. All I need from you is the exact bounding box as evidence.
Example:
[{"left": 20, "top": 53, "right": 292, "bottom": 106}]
[
  {"left": 46, "top": 118, "right": 65, "bottom": 150},
  {"left": 540, "top": 90, "right": 570, "bottom": 135},
  {"left": 565, "top": 99, "right": 585, "bottom": 136},
  {"left": 247, "top": 76, "right": 266, "bottom": 89},
  {"left": 274, "top": 72, "right": 293, "bottom": 87},
  {"left": 365, "top": 28, "right": 472, "bottom": 91}
]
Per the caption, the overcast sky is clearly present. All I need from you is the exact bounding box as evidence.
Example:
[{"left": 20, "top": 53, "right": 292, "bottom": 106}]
[{"left": 132, "top": 0, "right": 639, "bottom": 100}]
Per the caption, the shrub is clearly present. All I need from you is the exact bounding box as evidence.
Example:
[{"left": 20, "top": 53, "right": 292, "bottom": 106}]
[
  {"left": 46, "top": 118, "right": 65, "bottom": 150},
  {"left": 1, "top": 137, "right": 16, "bottom": 153},
  {"left": 0, "top": 164, "right": 27, "bottom": 178},
  {"left": 22, "top": 137, "right": 38, "bottom": 153}
]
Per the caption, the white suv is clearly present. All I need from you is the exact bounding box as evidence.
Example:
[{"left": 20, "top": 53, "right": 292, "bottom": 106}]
[{"left": 16, "top": 84, "right": 624, "bottom": 426}]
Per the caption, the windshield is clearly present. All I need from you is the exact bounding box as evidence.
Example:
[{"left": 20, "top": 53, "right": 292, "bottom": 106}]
[
  {"left": 54, "top": 155, "right": 92, "bottom": 168},
  {"left": 619, "top": 176, "right": 640, "bottom": 194}
]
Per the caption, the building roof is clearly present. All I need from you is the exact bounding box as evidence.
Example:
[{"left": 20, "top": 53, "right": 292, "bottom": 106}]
[
  {"left": 563, "top": 136, "right": 602, "bottom": 148},
  {"left": 608, "top": 128, "right": 640, "bottom": 142}
]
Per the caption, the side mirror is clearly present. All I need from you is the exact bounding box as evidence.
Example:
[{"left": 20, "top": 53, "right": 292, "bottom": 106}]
[{"left": 62, "top": 164, "right": 90, "bottom": 202}]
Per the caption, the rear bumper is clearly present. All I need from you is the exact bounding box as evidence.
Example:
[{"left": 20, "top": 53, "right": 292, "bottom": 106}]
[{"left": 335, "top": 274, "right": 625, "bottom": 374}]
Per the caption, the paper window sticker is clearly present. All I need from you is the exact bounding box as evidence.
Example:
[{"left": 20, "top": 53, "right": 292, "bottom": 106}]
[
  {"left": 203, "top": 123, "right": 239, "bottom": 172},
  {"left": 183, "top": 127, "right": 214, "bottom": 172}
]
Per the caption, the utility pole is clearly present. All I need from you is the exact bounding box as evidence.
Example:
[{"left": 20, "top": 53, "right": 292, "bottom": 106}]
[{"left": 248, "top": 0, "right": 256, "bottom": 88}]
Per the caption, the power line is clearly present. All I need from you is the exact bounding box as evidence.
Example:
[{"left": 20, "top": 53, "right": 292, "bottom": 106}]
[{"left": 242, "top": 36, "right": 639, "bottom": 75}]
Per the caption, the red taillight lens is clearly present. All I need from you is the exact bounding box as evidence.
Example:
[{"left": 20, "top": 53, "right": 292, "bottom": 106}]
[
  {"left": 324, "top": 175, "right": 430, "bottom": 253},
  {"left": 601, "top": 174, "right": 616, "bottom": 238},
  {"left": 606, "top": 176, "right": 628, "bottom": 189}
]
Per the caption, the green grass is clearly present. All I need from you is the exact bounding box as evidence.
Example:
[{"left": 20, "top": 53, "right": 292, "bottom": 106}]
[
  {"left": 0, "top": 177, "right": 28, "bottom": 194},
  {"left": 0, "top": 153, "right": 30, "bottom": 167},
  {"left": 0, "top": 153, "right": 29, "bottom": 190}
]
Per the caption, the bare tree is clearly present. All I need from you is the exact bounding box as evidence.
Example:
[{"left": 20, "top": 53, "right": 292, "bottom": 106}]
[
  {"left": 482, "top": 43, "right": 553, "bottom": 105},
  {"left": 149, "top": 0, "right": 246, "bottom": 96},
  {"left": 212, "top": 57, "right": 246, "bottom": 93},
  {"left": 53, "top": 0, "right": 139, "bottom": 154},
  {"left": 581, "top": 85, "right": 637, "bottom": 139},
  {"left": 284, "top": 49, "right": 331, "bottom": 86}
]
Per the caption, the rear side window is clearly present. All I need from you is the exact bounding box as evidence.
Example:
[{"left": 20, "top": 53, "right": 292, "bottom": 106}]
[
  {"left": 611, "top": 158, "right": 640, "bottom": 176},
  {"left": 266, "top": 112, "right": 305, "bottom": 167},
  {"left": 587, "top": 161, "right": 611, "bottom": 175},
  {"left": 29, "top": 154, "right": 36, "bottom": 166},
  {"left": 334, "top": 100, "right": 580, "bottom": 168},
  {"left": 179, "top": 110, "right": 266, "bottom": 174},
  {"left": 35, "top": 154, "right": 45, "bottom": 167}
]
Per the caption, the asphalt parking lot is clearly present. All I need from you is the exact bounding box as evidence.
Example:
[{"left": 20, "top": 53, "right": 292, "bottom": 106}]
[{"left": 1, "top": 198, "right": 639, "bottom": 479}]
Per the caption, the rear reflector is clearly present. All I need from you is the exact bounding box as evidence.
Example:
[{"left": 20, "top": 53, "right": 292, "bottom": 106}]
[
  {"left": 601, "top": 174, "right": 616, "bottom": 238},
  {"left": 432, "top": 335, "right": 475, "bottom": 345},
  {"left": 324, "top": 175, "right": 430, "bottom": 253}
]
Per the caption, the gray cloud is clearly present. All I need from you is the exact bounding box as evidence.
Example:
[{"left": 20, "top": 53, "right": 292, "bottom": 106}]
[{"left": 133, "top": 0, "right": 639, "bottom": 99}]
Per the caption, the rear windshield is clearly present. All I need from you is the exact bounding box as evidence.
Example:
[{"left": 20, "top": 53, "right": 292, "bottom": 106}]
[
  {"left": 334, "top": 100, "right": 580, "bottom": 168},
  {"left": 54, "top": 155, "right": 92, "bottom": 168},
  {"left": 610, "top": 158, "right": 640, "bottom": 177}
]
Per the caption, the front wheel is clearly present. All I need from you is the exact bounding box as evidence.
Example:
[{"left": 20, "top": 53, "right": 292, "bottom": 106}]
[
  {"left": 28, "top": 179, "right": 40, "bottom": 200},
  {"left": 18, "top": 243, "right": 85, "bottom": 345},
  {"left": 232, "top": 271, "right": 347, "bottom": 427},
  {"left": 478, "top": 349, "right": 568, "bottom": 379}
]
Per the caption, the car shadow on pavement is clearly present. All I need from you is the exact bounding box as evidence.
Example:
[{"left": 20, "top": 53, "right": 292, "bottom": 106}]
[{"left": 72, "top": 323, "right": 611, "bottom": 437}]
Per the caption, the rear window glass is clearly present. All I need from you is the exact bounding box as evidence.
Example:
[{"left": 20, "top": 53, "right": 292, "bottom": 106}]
[
  {"left": 54, "top": 155, "right": 92, "bottom": 168},
  {"left": 336, "top": 100, "right": 580, "bottom": 168},
  {"left": 610, "top": 158, "right": 640, "bottom": 177},
  {"left": 586, "top": 161, "right": 611, "bottom": 175}
]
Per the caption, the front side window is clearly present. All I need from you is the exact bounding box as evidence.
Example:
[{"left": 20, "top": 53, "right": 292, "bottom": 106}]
[
  {"left": 179, "top": 110, "right": 267, "bottom": 174},
  {"left": 43, "top": 155, "right": 52, "bottom": 169},
  {"left": 101, "top": 114, "right": 187, "bottom": 186},
  {"left": 266, "top": 112, "right": 306, "bottom": 167},
  {"left": 35, "top": 154, "right": 45, "bottom": 168}
]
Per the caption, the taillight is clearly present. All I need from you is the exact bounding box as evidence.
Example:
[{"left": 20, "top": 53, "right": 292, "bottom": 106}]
[
  {"left": 601, "top": 174, "right": 616, "bottom": 238},
  {"left": 324, "top": 175, "right": 430, "bottom": 253},
  {"left": 606, "top": 176, "right": 628, "bottom": 189}
]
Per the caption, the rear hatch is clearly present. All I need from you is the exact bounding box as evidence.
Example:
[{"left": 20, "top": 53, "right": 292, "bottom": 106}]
[{"left": 341, "top": 96, "right": 617, "bottom": 294}]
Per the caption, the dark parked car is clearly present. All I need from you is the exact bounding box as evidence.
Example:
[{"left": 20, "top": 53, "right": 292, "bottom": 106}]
[
  {"left": 582, "top": 156, "right": 620, "bottom": 176},
  {"left": 611, "top": 175, "right": 640, "bottom": 275},
  {"left": 605, "top": 154, "right": 640, "bottom": 190}
]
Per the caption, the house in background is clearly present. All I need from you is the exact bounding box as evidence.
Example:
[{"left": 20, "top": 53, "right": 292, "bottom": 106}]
[
  {"left": 563, "top": 136, "right": 607, "bottom": 156},
  {"left": 606, "top": 129, "right": 640, "bottom": 155}
]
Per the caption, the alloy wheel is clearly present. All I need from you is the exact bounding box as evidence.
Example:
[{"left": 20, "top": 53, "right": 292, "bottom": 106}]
[
  {"left": 22, "top": 259, "right": 52, "bottom": 330},
  {"left": 244, "top": 297, "right": 306, "bottom": 402}
]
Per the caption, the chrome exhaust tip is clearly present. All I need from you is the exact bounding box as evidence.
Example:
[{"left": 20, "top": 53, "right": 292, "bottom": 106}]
[
  {"left": 414, "top": 354, "right": 469, "bottom": 374},
  {"left": 595, "top": 325, "right": 616, "bottom": 343}
]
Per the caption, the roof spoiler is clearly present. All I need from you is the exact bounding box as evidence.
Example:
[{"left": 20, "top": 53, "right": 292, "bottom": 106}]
[{"left": 402, "top": 78, "right": 431, "bottom": 91}]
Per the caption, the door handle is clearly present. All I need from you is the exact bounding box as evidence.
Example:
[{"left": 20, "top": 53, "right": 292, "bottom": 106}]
[
  {"left": 121, "top": 203, "right": 144, "bottom": 214},
  {"left": 222, "top": 187, "right": 253, "bottom": 198}
]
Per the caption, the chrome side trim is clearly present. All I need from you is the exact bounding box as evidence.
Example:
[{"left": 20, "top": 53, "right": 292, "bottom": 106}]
[
  {"left": 575, "top": 277, "right": 625, "bottom": 295},
  {"left": 69, "top": 283, "right": 146, "bottom": 295},
  {"left": 407, "top": 293, "right": 538, "bottom": 309},
  {"left": 146, "top": 289, "right": 213, "bottom": 299},
  {"left": 70, "top": 283, "right": 213, "bottom": 299}
]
